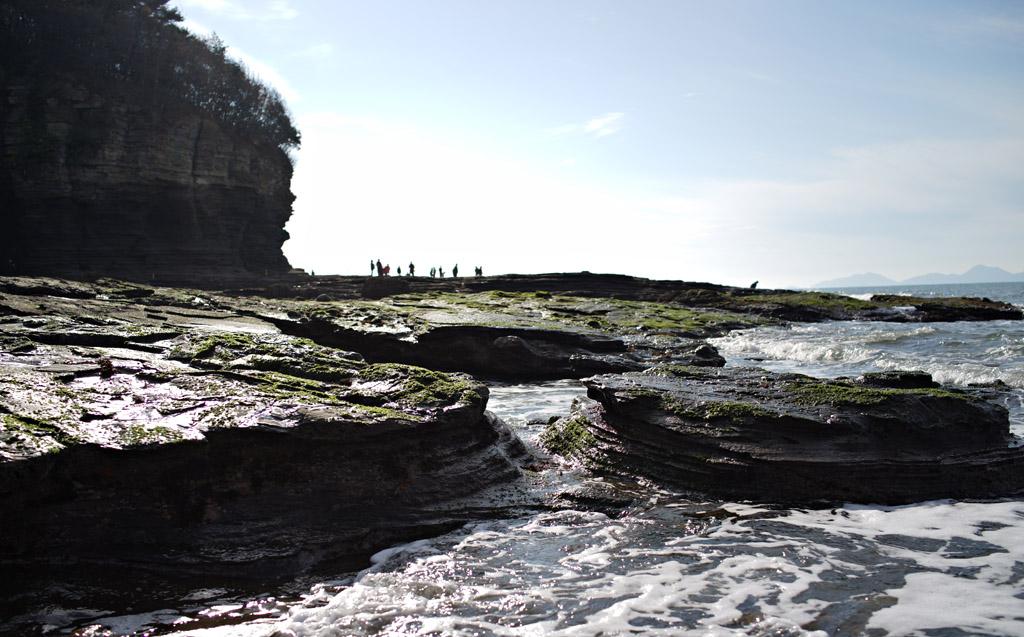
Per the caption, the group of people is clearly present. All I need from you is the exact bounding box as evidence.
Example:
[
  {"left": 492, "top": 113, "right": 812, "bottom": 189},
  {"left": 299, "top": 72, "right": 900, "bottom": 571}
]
[{"left": 371, "top": 260, "right": 484, "bottom": 279}]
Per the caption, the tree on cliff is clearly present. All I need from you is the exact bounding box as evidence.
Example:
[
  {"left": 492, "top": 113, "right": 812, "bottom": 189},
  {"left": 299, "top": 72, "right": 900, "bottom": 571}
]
[{"left": 0, "top": 0, "right": 300, "bottom": 152}]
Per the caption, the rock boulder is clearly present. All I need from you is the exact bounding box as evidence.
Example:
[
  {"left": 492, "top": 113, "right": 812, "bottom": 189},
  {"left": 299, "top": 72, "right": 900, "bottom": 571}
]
[{"left": 543, "top": 365, "right": 1024, "bottom": 504}]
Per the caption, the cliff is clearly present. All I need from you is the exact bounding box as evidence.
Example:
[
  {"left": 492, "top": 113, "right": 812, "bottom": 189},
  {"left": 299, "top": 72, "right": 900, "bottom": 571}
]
[{"left": 0, "top": 77, "right": 294, "bottom": 283}]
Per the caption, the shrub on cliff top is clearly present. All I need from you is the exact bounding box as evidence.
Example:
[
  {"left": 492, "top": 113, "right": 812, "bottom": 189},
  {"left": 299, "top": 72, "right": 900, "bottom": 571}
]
[{"left": 0, "top": 0, "right": 300, "bottom": 152}]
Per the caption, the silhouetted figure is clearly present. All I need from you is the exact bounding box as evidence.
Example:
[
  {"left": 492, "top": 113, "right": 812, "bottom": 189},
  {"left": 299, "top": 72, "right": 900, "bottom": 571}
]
[
  {"left": 409, "top": 263, "right": 415, "bottom": 276},
  {"left": 397, "top": 266, "right": 402, "bottom": 276},
  {"left": 384, "top": 264, "right": 391, "bottom": 276},
  {"left": 452, "top": 264, "right": 459, "bottom": 278},
  {"left": 474, "top": 266, "right": 483, "bottom": 277},
  {"left": 370, "top": 260, "right": 375, "bottom": 276},
  {"left": 430, "top": 267, "right": 436, "bottom": 278},
  {"left": 376, "top": 260, "right": 383, "bottom": 277},
  {"left": 439, "top": 267, "right": 445, "bottom": 278},
  {"left": 750, "top": 281, "right": 758, "bottom": 289}
]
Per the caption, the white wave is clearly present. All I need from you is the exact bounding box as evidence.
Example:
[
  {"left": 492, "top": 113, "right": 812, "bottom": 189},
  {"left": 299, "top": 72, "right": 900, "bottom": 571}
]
[
  {"left": 711, "top": 322, "right": 1024, "bottom": 389},
  {"left": 712, "top": 329, "right": 875, "bottom": 366},
  {"left": 265, "top": 509, "right": 835, "bottom": 637},
  {"left": 163, "top": 475, "right": 1024, "bottom": 637},
  {"left": 781, "top": 501, "right": 1024, "bottom": 637},
  {"left": 861, "top": 325, "right": 937, "bottom": 344}
]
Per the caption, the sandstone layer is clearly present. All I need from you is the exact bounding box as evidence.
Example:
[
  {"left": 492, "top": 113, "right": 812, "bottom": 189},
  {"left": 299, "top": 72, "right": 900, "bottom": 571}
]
[
  {"left": 0, "top": 278, "right": 530, "bottom": 619},
  {"left": 239, "top": 272, "right": 1024, "bottom": 323},
  {"left": 0, "top": 79, "right": 294, "bottom": 283},
  {"left": 543, "top": 367, "right": 1024, "bottom": 504}
]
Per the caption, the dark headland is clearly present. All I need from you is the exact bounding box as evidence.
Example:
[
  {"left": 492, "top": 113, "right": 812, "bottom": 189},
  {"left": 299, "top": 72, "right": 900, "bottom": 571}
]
[{"left": 2, "top": 2, "right": 1024, "bottom": 632}]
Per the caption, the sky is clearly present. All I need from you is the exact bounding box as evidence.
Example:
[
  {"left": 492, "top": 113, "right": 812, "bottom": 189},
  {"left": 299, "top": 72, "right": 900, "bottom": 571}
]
[{"left": 171, "top": 0, "right": 1024, "bottom": 288}]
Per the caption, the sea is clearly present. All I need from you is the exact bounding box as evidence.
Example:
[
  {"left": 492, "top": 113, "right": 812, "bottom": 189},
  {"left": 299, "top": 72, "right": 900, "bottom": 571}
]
[{"left": 57, "top": 283, "right": 1024, "bottom": 637}]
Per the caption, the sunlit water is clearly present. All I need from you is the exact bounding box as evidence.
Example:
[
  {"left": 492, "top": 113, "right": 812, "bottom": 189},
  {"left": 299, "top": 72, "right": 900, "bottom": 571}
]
[
  {"left": 59, "top": 284, "right": 1024, "bottom": 636},
  {"left": 710, "top": 282, "right": 1024, "bottom": 439}
]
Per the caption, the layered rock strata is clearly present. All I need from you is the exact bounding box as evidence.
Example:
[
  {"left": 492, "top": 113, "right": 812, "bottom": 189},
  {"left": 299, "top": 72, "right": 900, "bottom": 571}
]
[
  {"left": 543, "top": 366, "right": 1024, "bottom": 504},
  {"left": 255, "top": 289, "right": 734, "bottom": 380},
  {"left": 1, "top": 80, "right": 293, "bottom": 282},
  {"left": 0, "top": 281, "right": 530, "bottom": 618},
  {"left": 240, "top": 273, "right": 1024, "bottom": 323}
]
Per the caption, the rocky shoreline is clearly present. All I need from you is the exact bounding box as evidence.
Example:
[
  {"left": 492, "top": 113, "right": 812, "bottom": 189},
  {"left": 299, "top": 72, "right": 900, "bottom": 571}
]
[
  {"left": 543, "top": 367, "right": 1024, "bottom": 505},
  {"left": 1, "top": 273, "right": 1022, "bottom": 628}
]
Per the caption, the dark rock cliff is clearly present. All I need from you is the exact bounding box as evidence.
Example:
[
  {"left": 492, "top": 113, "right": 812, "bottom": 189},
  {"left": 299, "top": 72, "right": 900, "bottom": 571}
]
[{"left": 0, "top": 77, "right": 294, "bottom": 282}]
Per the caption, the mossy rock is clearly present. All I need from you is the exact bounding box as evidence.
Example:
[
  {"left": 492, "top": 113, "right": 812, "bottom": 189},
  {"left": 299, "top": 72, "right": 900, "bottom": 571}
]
[
  {"left": 541, "top": 413, "right": 597, "bottom": 460},
  {"left": 119, "top": 424, "right": 184, "bottom": 447},
  {"left": 167, "top": 331, "right": 362, "bottom": 382},
  {"left": 643, "top": 364, "right": 713, "bottom": 380},
  {"left": 358, "top": 363, "right": 486, "bottom": 409},
  {"left": 1, "top": 413, "right": 74, "bottom": 456},
  {"left": 662, "top": 397, "right": 779, "bottom": 421},
  {"left": 785, "top": 379, "right": 972, "bottom": 407},
  {"left": 732, "top": 291, "right": 878, "bottom": 312},
  {"left": 393, "top": 290, "right": 764, "bottom": 337}
]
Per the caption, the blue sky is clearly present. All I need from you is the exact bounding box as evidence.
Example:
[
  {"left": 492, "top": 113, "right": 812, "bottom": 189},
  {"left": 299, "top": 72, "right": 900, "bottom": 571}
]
[{"left": 173, "top": 0, "right": 1024, "bottom": 287}]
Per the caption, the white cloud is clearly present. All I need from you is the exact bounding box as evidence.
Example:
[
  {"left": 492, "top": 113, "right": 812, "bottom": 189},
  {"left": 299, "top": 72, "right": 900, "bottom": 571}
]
[
  {"left": 175, "top": 17, "right": 300, "bottom": 104},
  {"left": 584, "top": 112, "right": 624, "bottom": 137},
  {"left": 174, "top": 0, "right": 297, "bottom": 21},
  {"left": 642, "top": 138, "right": 1024, "bottom": 284},
  {"left": 179, "top": 16, "right": 213, "bottom": 37},
  {"left": 548, "top": 112, "right": 625, "bottom": 138},
  {"left": 228, "top": 46, "right": 301, "bottom": 104}
]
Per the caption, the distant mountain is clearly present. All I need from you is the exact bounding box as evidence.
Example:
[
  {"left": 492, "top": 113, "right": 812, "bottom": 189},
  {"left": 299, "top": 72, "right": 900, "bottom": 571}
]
[
  {"left": 816, "top": 265, "right": 1024, "bottom": 288},
  {"left": 815, "top": 272, "right": 897, "bottom": 288},
  {"left": 901, "top": 265, "right": 1024, "bottom": 285}
]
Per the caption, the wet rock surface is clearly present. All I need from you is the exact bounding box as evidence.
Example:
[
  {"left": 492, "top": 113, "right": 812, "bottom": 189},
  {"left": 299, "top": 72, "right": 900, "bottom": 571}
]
[
  {"left": 0, "top": 279, "right": 535, "bottom": 623},
  {"left": 1, "top": 274, "right": 1020, "bottom": 632},
  {"left": 240, "top": 286, "right": 746, "bottom": 380},
  {"left": 543, "top": 366, "right": 1024, "bottom": 505},
  {"left": 232, "top": 272, "right": 1024, "bottom": 323}
]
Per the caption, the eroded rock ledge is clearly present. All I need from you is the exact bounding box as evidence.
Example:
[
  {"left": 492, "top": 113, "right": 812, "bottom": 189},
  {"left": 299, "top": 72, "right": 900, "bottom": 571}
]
[
  {"left": 237, "top": 272, "right": 1024, "bottom": 323},
  {"left": 0, "top": 302, "right": 530, "bottom": 619},
  {"left": 543, "top": 367, "right": 1024, "bottom": 504}
]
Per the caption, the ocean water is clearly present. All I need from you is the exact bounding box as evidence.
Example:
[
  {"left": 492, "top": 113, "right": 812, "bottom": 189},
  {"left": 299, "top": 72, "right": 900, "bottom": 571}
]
[{"left": 69, "top": 284, "right": 1024, "bottom": 636}]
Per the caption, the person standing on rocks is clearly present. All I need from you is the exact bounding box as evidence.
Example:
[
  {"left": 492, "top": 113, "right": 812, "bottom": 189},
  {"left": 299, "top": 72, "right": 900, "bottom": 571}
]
[
  {"left": 430, "top": 267, "right": 436, "bottom": 278},
  {"left": 409, "top": 263, "right": 415, "bottom": 277},
  {"left": 439, "top": 267, "right": 445, "bottom": 278},
  {"left": 384, "top": 264, "right": 391, "bottom": 276},
  {"left": 370, "top": 260, "right": 375, "bottom": 276},
  {"left": 376, "top": 260, "right": 383, "bottom": 277},
  {"left": 397, "top": 266, "right": 402, "bottom": 276},
  {"left": 452, "top": 264, "right": 459, "bottom": 278}
]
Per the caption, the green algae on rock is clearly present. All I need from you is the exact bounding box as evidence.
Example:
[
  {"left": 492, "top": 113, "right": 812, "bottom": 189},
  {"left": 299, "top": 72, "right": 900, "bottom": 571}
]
[
  {"left": 784, "top": 378, "right": 974, "bottom": 407},
  {"left": 0, "top": 277, "right": 533, "bottom": 619},
  {"left": 540, "top": 409, "right": 597, "bottom": 461},
  {"left": 233, "top": 272, "right": 1023, "bottom": 323},
  {"left": 543, "top": 367, "right": 1024, "bottom": 504}
]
